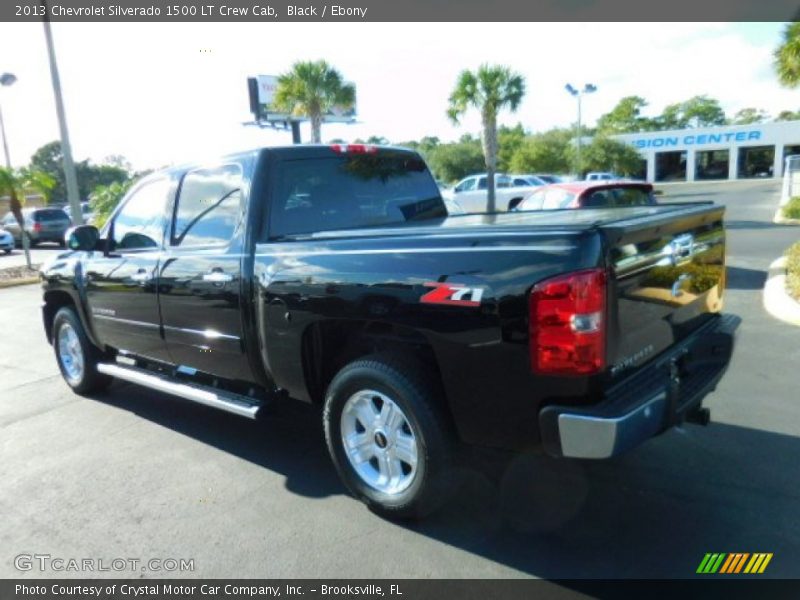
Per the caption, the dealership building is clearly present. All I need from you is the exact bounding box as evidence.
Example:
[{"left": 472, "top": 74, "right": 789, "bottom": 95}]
[{"left": 612, "top": 120, "right": 800, "bottom": 183}]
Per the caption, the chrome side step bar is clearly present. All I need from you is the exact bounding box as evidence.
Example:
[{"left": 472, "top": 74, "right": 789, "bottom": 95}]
[{"left": 96, "top": 363, "right": 261, "bottom": 419}]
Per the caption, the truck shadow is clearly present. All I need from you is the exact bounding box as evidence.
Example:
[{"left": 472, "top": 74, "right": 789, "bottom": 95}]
[
  {"left": 725, "top": 265, "right": 766, "bottom": 290},
  {"left": 98, "top": 383, "right": 799, "bottom": 578}
]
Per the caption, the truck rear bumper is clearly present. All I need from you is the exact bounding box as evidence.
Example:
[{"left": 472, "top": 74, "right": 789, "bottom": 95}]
[{"left": 539, "top": 313, "right": 740, "bottom": 459}]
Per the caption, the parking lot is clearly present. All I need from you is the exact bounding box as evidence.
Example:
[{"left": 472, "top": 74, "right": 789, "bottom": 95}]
[
  {"left": 1, "top": 179, "right": 799, "bottom": 579},
  {"left": 0, "top": 244, "right": 64, "bottom": 270}
]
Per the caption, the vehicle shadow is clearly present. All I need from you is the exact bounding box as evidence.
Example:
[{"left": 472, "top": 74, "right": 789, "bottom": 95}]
[
  {"left": 96, "top": 382, "right": 800, "bottom": 578},
  {"left": 725, "top": 265, "right": 766, "bottom": 290},
  {"left": 724, "top": 220, "right": 795, "bottom": 231}
]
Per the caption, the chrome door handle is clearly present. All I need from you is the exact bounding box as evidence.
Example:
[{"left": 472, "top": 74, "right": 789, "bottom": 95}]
[
  {"left": 131, "top": 269, "right": 152, "bottom": 282},
  {"left": 203, "top": 270, "right": 233, "bottom": 283}
]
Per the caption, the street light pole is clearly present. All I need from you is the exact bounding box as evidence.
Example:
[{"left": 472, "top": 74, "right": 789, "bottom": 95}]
[
  {"left": 41, "top": 0, "right": 83, "bottom": 226},
  {"left": 0, "top": 72, "right": 16, "bottom": 169},
  {"left": 565, "top": 83, "right": 597, "bottom": 178}
]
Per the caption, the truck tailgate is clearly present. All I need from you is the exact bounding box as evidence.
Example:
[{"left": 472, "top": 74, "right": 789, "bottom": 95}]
[{"left": 602, "top": 203, "right": 726, "bottom": 378}]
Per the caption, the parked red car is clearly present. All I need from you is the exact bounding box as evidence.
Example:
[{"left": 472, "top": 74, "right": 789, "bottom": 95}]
[{"left": 512, "top": 181, "right": 657, "bottom": 211}]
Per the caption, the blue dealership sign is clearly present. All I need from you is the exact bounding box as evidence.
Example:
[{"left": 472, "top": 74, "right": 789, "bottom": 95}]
[{"left": 632, "top": 130, "right": 762, "bottom": 149}]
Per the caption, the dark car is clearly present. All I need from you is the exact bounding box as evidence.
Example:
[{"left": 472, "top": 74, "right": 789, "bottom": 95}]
[
  {"left": 40, "top": 144, "right": 737, "bottom": 520},
  {"left": 1, "top": 207, "right": 72, "bottom": 247},
  {"left": 515, "top": 181, "right": 657, "bottom": 211}
]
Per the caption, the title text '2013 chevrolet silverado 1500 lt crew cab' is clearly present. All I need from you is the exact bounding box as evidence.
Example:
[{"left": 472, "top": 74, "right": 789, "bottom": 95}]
[{"left": 40, "top": 144, "right": 738, "bottom": 519}]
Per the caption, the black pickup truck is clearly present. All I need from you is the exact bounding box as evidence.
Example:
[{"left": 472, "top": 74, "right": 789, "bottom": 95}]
[{"left": 40, "top": 144, "right": 738, "bottom": 519}]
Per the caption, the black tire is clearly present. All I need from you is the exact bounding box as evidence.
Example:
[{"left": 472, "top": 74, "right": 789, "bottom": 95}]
[
  {"left": 3, "top": 249, "right": 10, "bottom": 255},
  {"left": 323, "top": 354, "right": 459, "bottom": 520},
  {"left": 52, "top": 306, "right": 112, "bottom": 395}
]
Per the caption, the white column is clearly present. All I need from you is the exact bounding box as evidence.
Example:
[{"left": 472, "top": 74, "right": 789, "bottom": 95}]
[
  {"left": 647, "top": 151, "right": 656, "bottom": 182},
  {"left": 729, "top": 146, "right": 739, "bottom": 180},
  {"left": 773, "top": 145, "right": 783, "bottom": 179},
  {"left": 685, "top": 149, "right": 696, "bottom": 182}
]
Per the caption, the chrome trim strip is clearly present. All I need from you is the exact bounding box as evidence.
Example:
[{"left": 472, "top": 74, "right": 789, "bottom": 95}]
[
  {"left": 254, "top": 245, "right": 574, "bottom": 257},
  {"left": 557, "top": 392, "right": 666, "bottom": 459},
  {"left": 96, "top": 363, "right": 260, "bottom": 419},
  {"left": 162, "top": 324, "right": 240, "bottom": 341},
  {"left": 92, "top": 314, "right": 159, "bottom": 329}
]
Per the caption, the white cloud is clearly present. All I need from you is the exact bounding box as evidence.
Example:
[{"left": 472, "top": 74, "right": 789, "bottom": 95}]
[{"left": 0, "top": 21, "right": 793, "bottom": 171}]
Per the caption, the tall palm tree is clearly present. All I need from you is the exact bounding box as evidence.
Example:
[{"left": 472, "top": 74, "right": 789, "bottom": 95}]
[
  {"left": 273, "top": 60, "right": 356, "bottom": 144},
  {"left": 447, "top": 65, "right": 525, "bottom": 212},
  {"left": 0, "top": 167, "right": 55, "bottom": 268},
  {"left": 775, "top": 22, "right": 800, "bottom": 88}
]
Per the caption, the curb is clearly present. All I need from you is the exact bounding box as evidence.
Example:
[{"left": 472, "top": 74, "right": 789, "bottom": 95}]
[
  {"left": 772, "top": 209, "right": 800, "bottom": 225},
  {"left": 763, "top": 256, "right": 800, "bottom": 327},
  {"left": 0, "top": 277, "right": 39, "bottom": 289}
]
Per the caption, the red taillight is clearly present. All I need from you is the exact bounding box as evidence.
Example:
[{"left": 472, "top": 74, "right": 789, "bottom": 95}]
[
  {"left": 529, "top": 268, "right": 606, "bottom": 376},
  {"left": 330, "top": 143, "right": 378, "bottom": 154},
  {"left": 32, "top": 222, "right": 42, "bottom": 233}
]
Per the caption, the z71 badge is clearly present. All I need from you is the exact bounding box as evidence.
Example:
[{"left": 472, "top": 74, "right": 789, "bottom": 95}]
[{"left": 420, "top": 282, "right": 484, "bottom": 307}]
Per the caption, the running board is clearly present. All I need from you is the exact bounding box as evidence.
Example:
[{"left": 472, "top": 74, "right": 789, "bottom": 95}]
[{"left": 96, "top": 363, "right": 261, "bottom": 419}]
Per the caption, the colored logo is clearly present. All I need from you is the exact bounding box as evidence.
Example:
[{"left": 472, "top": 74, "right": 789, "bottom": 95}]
[
  {"left": 420, "top": 282, "right": 484, "bottom": 307},
  {"left": 696, "top": 553, "right": 773, "bottom": 574}
]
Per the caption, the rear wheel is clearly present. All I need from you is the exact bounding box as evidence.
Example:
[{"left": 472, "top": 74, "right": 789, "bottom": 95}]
[
  {"left": 52, "top": 306, "right": 112, "bottom": 395},
  {"left": 323, "top": 355, "right": 459, "bottom": 519}
]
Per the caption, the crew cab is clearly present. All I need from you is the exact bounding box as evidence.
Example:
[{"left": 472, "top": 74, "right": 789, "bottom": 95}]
[
  {"left": 443, "top": 173, "right": 542, "bottom": 213},
  {"left": 40, "top": 145, "right": 738, "bottom": 519}
]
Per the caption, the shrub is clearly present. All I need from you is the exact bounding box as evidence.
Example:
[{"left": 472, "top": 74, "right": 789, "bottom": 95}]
[
  {"left": 786, "top": 241, "right": 800, "bottom": 301},
  {"left": 782, "top": 196, "right": 800, "bottom": 220}
]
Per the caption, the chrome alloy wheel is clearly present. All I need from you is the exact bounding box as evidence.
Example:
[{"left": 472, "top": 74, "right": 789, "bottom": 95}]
[
  {"left": 57, "top": 322, "right": 84, "bottom": 384},
  {"left": 340, "top": 390, "right": 420, "bottom": 495}
]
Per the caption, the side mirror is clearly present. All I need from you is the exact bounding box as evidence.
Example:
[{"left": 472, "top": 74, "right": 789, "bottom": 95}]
[{"left": 65, "top": 225, "right": 100, "bottom": 251}]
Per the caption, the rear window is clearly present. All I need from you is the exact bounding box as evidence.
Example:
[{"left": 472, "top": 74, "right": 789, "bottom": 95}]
[
  {"left": 518, "top": 188, "right": 576, "bottom": 211},
  {"left": 35, "top": 209, "right": 69, "bottom": 221},
  {"left": 582, "top": 186, "right": 653, "bottom": 208},
  {"left": 270, "top": 152, "right": 445, "bottom": 237}
]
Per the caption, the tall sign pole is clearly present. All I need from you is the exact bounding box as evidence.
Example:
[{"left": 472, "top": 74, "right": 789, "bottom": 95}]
[{"left": 41, "top": 0, "right": 83, "bottom": 226}]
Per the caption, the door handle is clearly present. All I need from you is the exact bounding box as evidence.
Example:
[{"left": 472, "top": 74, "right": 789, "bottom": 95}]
[
  {"left": 131, "top": 269, "right": 152, "bottom": 283},
  {"left": 203, "top": 269, "right": 233, "bottom": 284}
]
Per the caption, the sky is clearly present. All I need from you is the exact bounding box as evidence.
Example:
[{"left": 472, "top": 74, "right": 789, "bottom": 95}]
[{"left": 0, "top": 21, "right": 795, "bottom": 171}]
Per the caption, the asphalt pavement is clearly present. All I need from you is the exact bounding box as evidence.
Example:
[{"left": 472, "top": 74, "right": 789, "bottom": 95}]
[
  {"left": 0, "top": 180, "right": 798, "bottom": 580},
  {"left": 0, "top": 244, "right": 64, "bottom": 269}
]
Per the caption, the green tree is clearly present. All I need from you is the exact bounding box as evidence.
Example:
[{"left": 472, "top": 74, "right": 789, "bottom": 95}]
[
  {"left": 0, "top": 167, "right": 56, "bottom": 267},
  {"left": 730, "top": 107, "right": 769, "bottom": 125},
  {"left": 497, "top": 123, "right": 527, "bottom": 172},
  {"left": 596, "top": 96, "right": 656, "bottom": 134},
  {"left": 658, "top": 96, "right": 727, "bottom": 129},
  {"left": 273, "top": 60, "right": 356, "bottom": 144},
  {"left": 571, "top": 136, "right": 643, "bottom": 177},
  {"left": 89, "top": 180, "right": 134, "bottom": 228},
  {"left": 426, "top": 139, "right": 485, "bottom": 183},
  {"left": 775, "top": 109, "right": 800, "bottom": 121},
  {"left": 775, "top": 22, "right": 800, "bottom": 88},
  {"left": 509, "top": 128, "right": 572, "bottom": 174},
  {"left": 447, "top": 64, "right": 525, "bottom": 211},
  {"left": 30, "top": 141, "right": 130, "bottom": 201}
]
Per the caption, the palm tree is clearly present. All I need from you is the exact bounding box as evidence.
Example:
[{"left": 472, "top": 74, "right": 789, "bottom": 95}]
[
  {"left": 273, "top": 60, "right": 356, "bottom": 144},
  {"left": 447, "top": 65, "right": 525, "bottom": 212},
  {"left": 0, "top": 167, "right": 55, "bottom": 268},
  {"left": 775, "top": 22, "right": 800, "bottom": 88}
]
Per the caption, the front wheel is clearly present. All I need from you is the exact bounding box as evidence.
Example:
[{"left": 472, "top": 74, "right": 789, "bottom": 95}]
[
  {"left": 323, "top": 355, "right": 459, "bottom": 520},
  {"left": 52, "top": 306, "right": 112, "bottom": 395}
]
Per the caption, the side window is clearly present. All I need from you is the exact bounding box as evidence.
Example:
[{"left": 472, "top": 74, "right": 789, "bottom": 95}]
[
  {"left": 455, "top": 178, "right": 475, "bottom": 192},
  {"left": 112, "top": 178, "right": 171, "bottom": 250},
  {"left": 496, "top": 176, "right": 512, "bottom": 188},
  {"left": 173, "top": 164, "right": 242, "bottom": 247},
  {"left": 477, "top": 177, "right": 487, "bottom": 190}
]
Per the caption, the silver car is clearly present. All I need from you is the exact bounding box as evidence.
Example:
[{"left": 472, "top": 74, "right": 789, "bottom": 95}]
[{"left": 1, "top": 207, "right": 72, "bottom": 247}]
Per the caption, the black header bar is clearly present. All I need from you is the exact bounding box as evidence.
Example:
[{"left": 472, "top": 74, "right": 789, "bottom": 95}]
[{"left": 2, "top": 0, "right": 799, "bottom": 22}]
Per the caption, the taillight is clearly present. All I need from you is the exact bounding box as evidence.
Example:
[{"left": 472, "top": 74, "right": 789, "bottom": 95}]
[
  {"left": 529, "top": 268, "right": 607, "bottom": 376},
  {"left": 32, "top": 222, "right": 42, "bottom": 233},
  {"left": 330, "top": 143, "right": 378, "bottom": 154}
]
